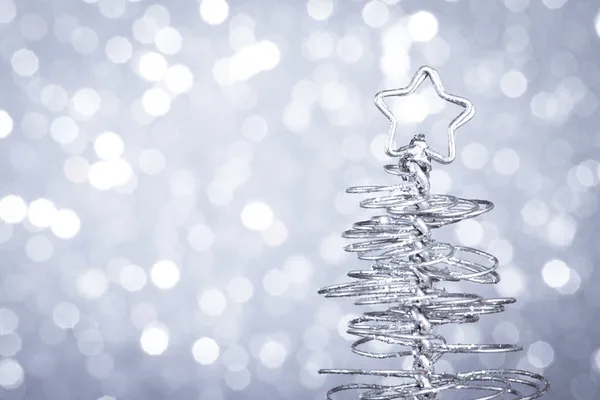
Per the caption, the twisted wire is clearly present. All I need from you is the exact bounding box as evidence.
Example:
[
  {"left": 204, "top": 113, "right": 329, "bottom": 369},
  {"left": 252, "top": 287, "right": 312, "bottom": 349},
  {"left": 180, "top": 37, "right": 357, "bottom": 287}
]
[{"left": 318, "top": 136, "right": 550, "bottom": 399}]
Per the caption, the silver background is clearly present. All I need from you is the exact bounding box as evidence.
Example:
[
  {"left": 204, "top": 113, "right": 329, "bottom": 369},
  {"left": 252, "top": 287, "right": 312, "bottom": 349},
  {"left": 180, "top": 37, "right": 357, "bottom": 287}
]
[{"left": 0, "top": 0, "right": 597, "bottom": 398}]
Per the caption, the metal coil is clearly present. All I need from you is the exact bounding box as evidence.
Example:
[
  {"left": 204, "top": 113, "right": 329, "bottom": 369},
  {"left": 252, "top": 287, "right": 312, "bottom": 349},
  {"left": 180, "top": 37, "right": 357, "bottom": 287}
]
[{"left": 318, "top": 67, "right": 549, "bottom": 399}]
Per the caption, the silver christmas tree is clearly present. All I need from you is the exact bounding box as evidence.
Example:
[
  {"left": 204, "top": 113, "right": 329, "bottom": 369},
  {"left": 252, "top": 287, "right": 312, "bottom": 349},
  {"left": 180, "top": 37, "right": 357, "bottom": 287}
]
[{"left": 319, "top": 66, "right": 550, "bottom": 399}]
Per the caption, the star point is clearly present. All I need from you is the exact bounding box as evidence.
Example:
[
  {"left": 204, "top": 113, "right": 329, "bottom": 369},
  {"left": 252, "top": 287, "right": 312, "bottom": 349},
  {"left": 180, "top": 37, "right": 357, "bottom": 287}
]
[{"left": 374, "top": 65, "right": 475, "bottom": 164}]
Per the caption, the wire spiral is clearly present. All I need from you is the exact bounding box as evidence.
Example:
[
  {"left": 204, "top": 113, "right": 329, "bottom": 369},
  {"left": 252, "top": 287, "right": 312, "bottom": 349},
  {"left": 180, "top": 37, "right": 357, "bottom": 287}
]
[{"left": 318, "top": 68, "right": 549, "bottom": 400}]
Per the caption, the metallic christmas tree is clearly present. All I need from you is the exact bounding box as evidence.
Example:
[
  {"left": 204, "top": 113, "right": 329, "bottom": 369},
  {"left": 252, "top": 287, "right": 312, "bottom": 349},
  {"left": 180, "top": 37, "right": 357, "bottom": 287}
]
[{"left": 319, "top": 66, "right": 549, "bottom": 399}]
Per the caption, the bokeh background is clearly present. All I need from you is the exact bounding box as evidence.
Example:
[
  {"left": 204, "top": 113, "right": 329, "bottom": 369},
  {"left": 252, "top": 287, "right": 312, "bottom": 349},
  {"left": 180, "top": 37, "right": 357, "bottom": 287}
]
[{"left": 0, "top": 0, "right": 598, "bottom": 398}]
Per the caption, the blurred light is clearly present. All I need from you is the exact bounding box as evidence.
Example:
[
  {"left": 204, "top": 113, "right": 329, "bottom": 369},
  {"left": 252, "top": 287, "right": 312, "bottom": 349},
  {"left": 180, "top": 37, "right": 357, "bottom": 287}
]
[
  {"left": 546, "top": 214, "right": 576, "bottom": 247},
  {"left": 216, "top": 41, "right": 281, "bottom": 85},
  {"left": 99, "top": 0, "right": 126, "bottom": 18},
  {"left": 21, "top": 112, "right": 47, "bottom": 139},
  {"left": 543, "top": 0, "right": 567, "bottom": 9},
  {"left": 337, "top": 35, "right": 364, "bottom": 63},
  {"left": 392, "top": 93, "right": 429, "bottom": 123},
  {"left": 307, "top": 0, "right": 334, "bottom": 21},
  {"left": 71, "top": 27, "right": 99, "bottom": 54},
  {"left": 362, "top": 1, "right": 389, "bottom": 28},
  {"left": 192, "top": 337, "right": 220, "bottom": 365},
  {"left": 430, "top": 169, "right": 452, "bottom": 194},
  {"left": 493, "top": 148, "right": 520, "bottom": 175},
  {"left": 227, "top": 276, "right": 254, "bottom": 303},
  {"left": 52, "top": 302, "right": 80, "bottom": 329},
  {"left": 521, "top": 199, "right": 549, "bottom": 227},
  {"left": 0, "top": 110, "right": 13, "bottom": 138},
  {"left": 261, "top": 220, "right": 288, "bottom": 247},
  {"left": 0, "top": 195, "right": 27, "bottom": 224},
  {"left": 408, "top": 11, "right": 439, "bottom": 42},
  {"left": 105, "top": 36, "right": 132, "bottom": 64},
  {"left": 142, "top": 88, "right": 172, "bottom": 116},
  {"left": 200, "top": 0, "right": 229, "bottom": 25},
  {"left": 263, "top": 269, "right": 289, "bottom": 296},
  {"left": 71, "top": 88, "right": 102, "bottom": 119},
  {"left": 11, "top": 48, "right": 39, "bottom": 76},
  {"left": 504, "top": 0, "right": 529, "bottom": 12},
  {"left": 139, "top": 148, "right": 166, "bottom": 175},
  {"left": 0, "top": 309, "right": 19, "bottom": 335},
  {"left": 164, "top": 64, "right": 194, "bottom": 94},
  {"left": 0, "top": 359, "right": 24, "bottom": 389},
  {"left": 0, "top": 0, "right": 16, "bottom": 24},
  {"left": 140, "top": 323, "right": 169, "bottom": 355},
  {"left": 199, "top": 288, "right": 227, "bottom": 316},
  {"left": 138, "top": 52, "right": 168, "bottom": 81},
  {"left": 50, "top": 116, "right": 79, "bottom": 144},
  {"left": 119, "top": 264, "right": 147, "bottom": 292},
  {"left": 94, "top": 131, "right": 124, "bottom": 161},
  {"left": 41, "top": 84, "right": 68, "bottom": 112},
  {"left": 155, "top": 26, "right": 182, "bottom": 55},
  {"left": 259, "top": 340, "right": 287, "bottom": 368},
  {"left": 150, "top": 260, "right": 180, "bottom": 289},
  {"left": 241, "top": 115, "right": 268, "bottom": 142},
  {"left": 500, "top": 70, "right": 528, "bottom": 98},
  {"left": 319, "top": 234, "right": 347, "bottom": 264},
  {"left": 64, "top": 156, "right": 91, "bottom": 183},
  {"left": 51, "top": 209, "right": 81, "bottom": 239},
  {"left": 188, "top": 224, "right": 214, "bottom": 252},
  {"left": 25, "top": 234, "right": 53, "bottom": 262},
  {"left": 542, "top": 259, "right": 570, "bottom": 289},
  {"left": 527, "top": 341, "right": 554, "bottom": 368},
  {"left": 495, "top": 267, "right": 526, "bottom": 297},
  {"left": 455, "top": 219, "right": 483, "bottom": 246},
  {"left": 77, "top": 269, "right": 108, "bottom": 299},
  {"left": 241, "top": 202, "right": 273, "bottom": 231},
  {"left": 461, "top": 142, "right": 488, "bottom": 169},
  {"left": 20, "top": 13, "right": 48, "bottom": 41}
]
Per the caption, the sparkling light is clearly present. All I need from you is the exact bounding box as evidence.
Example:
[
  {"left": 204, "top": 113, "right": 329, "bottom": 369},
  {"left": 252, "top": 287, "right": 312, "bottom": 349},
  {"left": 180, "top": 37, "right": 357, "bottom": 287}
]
[
  {"left": 0, "top": 195, "right": 27, "bottom": 224},
  {"left": 155, "top": 27, "right": 182, "bottom": 55},
  {"left": 119, "top": 264, "right": 147, "bottom": 292},
  {"left": 27, "top": 198, "right": 57, "bottom": 228},
  {"left": 77, "top": 269, "right": 109, "bottom": 299},
  {"left": 227, "top": 276, "right": 254, "bottom": 303},
  {"left": 11, "top": 48, "right": 39, "bottom": 76},
  {"left": 527, "top": 341, "right": 554, "bottom": 368},
  {"left": 542, "top": 259, "right": 570, "bottom": 289},
  {"left": 215, "top": 41, "right": 280, "bottom": 85},
  {"left": 241, "top": 201, "right": 274, "bottom": 231},
  {"left": 307, "top": 0, "right": 334, "bottom": 21},
  {"left": 51, "top": 209, "right": 80, "bottom": 239},
  {"left": 0, "top": 0, "right": 16, "bottom": 24},
  {"left": 140, "top": 323, "right": 169, "bottom": 355},
  {"left": 362, "top": 1, "right": 389, "bottom": 28},
  {"left": 408, "top": 11, "right": 439, "bottom": 42},
  {"left": 50, "top": 116, "right": 79, "bottom": 144},
  {"left": 501, "top": 70, "right": 528, "bottom": 98},
  {"left": 141, "top": 88, "right": 171, "bottom": 116},
  {"left": 187, "top": 224, "right": 214, "bottom": 252},
  {"left": 200, "top": 0, "right": 229, "bottom": 25},
  {"left": 0, "top": 110, "right": 13, "bottom": 138},
  {"left": 199, "top": 288, "right": 227, "bottom": 316},
  {"left": 164, "top": 64, "right": 194, "bottom": 94},
  {"left": 192, "top": 337, "right": 220, "bottom": 365},
  {"left": 71, "top": 88, "right": 102, "bottom": 119},
  {"left": 105, "top": 36, "right": 132, "bottom": 64},
  {"left": 138, "top": 52, "right": 168, "bottom": 81},
  {"left": 150, "top": 260, "right": 180, "bottom": 289},
  {"left": 259, "top": 340, "right": 287, "bottom": 368},
  {"left": 0, "top": 359, "right": 24, "bottom": 389},
  {"left": 94, "top": 132, "right": 124, "bottom": 161}
]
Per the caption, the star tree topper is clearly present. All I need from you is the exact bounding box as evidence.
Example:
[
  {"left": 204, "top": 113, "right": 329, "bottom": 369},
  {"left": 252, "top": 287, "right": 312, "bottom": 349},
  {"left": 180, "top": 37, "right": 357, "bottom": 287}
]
[{"left": 374, "top": 65, "right": 475, "bottom": 164}]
